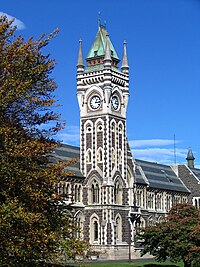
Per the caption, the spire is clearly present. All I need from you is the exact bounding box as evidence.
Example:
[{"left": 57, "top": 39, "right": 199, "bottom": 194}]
[
  {"left": 77, "top": 39, "right": 84, "bottom": 72},
  {"left": 104, "top": 33, "right": 111, "bottom": 60},
  {"left": 121, "top": 40, "right": 129, "bottom": 74},
  {"left": 86, "top": 25, "right": 119, "bottom": 71},
  {"left": 186, "top": 147, "right": 195, "bottom": 168},
  {"left": 103, "top": 32, "right": 112, "bottom": 70}
]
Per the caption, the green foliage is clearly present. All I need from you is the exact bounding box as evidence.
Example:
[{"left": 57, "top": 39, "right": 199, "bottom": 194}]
[
  {"left": 0, "top": 16, "right": 87, "bottom": 266},
  {"left": 140, "top": 204, "right": 200, "bottom": 267}
]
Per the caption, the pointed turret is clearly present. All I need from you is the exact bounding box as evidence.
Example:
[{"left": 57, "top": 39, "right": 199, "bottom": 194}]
[
  {"left": 121, "top": 40, "right": 129, "bottom": 74},
  {"left": 77, "top": 39, "right": 84, "bottom": 73},
  {"left": 186, "top": 147, "right": 195, "bottom": 168},
  {"left": 103, "top": 33, "right": 111, "bottom": 69}
]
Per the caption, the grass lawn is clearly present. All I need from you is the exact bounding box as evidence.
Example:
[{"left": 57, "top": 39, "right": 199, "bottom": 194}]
[{"left": 74, "top": 261, "right": 184, "bottom": 267}]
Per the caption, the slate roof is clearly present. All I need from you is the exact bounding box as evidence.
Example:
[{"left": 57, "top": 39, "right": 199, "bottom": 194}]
[
  {"left": 190, "top": 168, "right": 200, "bottom": 182},
  {"left": 135, "top": 159, "right": 190, "bottom": 193},
  {"left": 52, "top": 144, "right": 190, "bottom": 193},
  {"left": 52, "top": 144, "right": 84, "bottom": 178},
  {"left": 178, "top": 165, "right": 200, "bottom": 200}
]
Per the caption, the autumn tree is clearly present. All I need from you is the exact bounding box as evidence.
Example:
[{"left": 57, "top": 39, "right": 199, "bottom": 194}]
[
  {"left": 0, "top": 17, "right": 86, "bottom": 266},
  {"left": 140, "top": 204, "right": 200, "bottom": 267}
]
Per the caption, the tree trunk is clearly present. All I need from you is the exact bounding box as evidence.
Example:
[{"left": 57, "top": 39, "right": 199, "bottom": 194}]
[{"left": 183, "top": 259, "right": 191, "bottom": 267}]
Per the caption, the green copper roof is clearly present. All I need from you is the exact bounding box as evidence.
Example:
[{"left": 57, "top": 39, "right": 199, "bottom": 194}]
[{"left": 86, "top": 26, "right": 119, "bottom": 61}]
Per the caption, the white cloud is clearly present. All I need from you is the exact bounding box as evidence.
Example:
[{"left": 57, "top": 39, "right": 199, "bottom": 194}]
[
  {"left": 0, "top": 12, "right": 25, "bottom": 30},
  {"left": 57, "top": 128, "right": 188, "bottom": 165},
  {"left": 128, "top": 138, "right": 188, "bottom": 164},
  {"left": 129, "top": 139, "right": 180, "bottom": 148},
  {"left": 132, "top": 147, "right": 187, "bottom": 164},
  {"left": 57, "top": 125, "right": 80, "bottom": 145}
]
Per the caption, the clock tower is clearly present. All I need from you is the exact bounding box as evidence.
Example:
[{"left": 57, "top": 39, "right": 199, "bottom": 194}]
[{"left": 76, "top": 24, "right": 135, "bottom": 253}]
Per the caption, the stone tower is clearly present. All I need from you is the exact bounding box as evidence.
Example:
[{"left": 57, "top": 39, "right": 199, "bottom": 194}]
[{"left": 76, "top": 24, "right": 135, "bottom": 251}]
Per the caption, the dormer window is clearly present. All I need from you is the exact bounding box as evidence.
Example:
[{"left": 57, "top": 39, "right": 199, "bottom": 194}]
[{"left": 94, "top": 50, "right": 98, "bottom": 57}]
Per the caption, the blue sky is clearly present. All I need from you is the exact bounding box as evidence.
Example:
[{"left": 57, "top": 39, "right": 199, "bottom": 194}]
[{"left": 1, "top": 0, "right": 200, "bottom": 166}]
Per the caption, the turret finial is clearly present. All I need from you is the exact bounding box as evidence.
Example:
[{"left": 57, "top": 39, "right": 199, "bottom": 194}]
[
  {"left": 122, "top": 40, "right": 129, "bottom": 74},
  {"left": 77, "top": 38, "right": 84, "bottom": 72},
  {"left": 104, "top": 33, "right": 111, "bottom": 61}
]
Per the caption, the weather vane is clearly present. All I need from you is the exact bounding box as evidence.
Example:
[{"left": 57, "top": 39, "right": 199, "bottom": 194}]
[{"left": 98, "top": 12, "right": 106, "bottom": 29}]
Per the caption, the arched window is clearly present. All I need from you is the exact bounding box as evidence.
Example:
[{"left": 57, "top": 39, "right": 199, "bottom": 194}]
[
  {"left": 116, "top": 215, "right": 122, "bottom": 241},
  {"left": 97, "top": 148, "right": 103, "bottom": 163},
  {"left": 114, "top": 180, "right": 122, "bottom": 204},
  {"left": 147, "top": 192, "right": 154, "bottom": 209},
  {"left": 93, "top": 221, "right": 98, "bottom": 241},
  {"left": 137, "top": 190, "right": 143, "bottom": 207},
  {"left": 166, "top": 195, "right": 171, "bottom": 211},
  {"left": 86, "top": 149, "right": 92, "bottom": 163},
  {"left": 157, "top": 194, "right": 163, "bottom": 210},
  {"left": 75, "top": 185, "right": 81, "bottom": 202},
  {"left": 90, "top": 180, "right": 100, "bottom": 203},
  {"left": 90, "top": 216, "right": 99, "bottom": 243}
]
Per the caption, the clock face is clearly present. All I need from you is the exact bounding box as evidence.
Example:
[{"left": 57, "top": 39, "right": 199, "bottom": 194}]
[
  {"left": 111, "top": 95, "right": 119, "bottom": 110},
  {"left": 90, "top": 95, "right": 101, "bottom": 110}
]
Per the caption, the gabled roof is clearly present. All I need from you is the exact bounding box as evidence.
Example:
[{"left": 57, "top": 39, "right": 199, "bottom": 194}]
[
  {"left": 86, "top": 25, "right": 119, "bottom": 61},
  {"left": 191, "top": 168, "right": 200, "bottom": 181},
  {"left": 178, "top": 164, "right": 200, "bottom": 198},
  {"left": 135, "top": 159, "right": 190, "bottom": 193},
  {"left": 52, "top": 144, "right": 84, "bottom": 179}
]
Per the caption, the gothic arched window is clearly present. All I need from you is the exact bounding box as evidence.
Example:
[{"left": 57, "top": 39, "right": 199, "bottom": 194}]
[
  {"left": 93, "top": 221, "right": 98, "bottom": 241},
  {"left": 116, "top": 215, "right": 122, "bottom": 241},
  {"left": 90, "top": 216, "right": 100, "bottom": 244},
  {"left": 97, "top": 148, "right": 103, "bottom": 163},
  {"left": 114, "top": 180, "right": 122, "bottom": 204},
  {"left": 86, "top": 149, "right": 92, "bottom": 163},
  {"left": 90, "top": 180, "right": 100, "bottom": 203},
  {"left": 75, "top": 184, "right": 81, "bottom": 202}
]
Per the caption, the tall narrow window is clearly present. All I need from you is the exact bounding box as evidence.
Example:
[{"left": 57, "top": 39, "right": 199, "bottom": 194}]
[
  {"left": 94, "top": 221, "right": 98, "bottom": 241},
  {"left": 157, "top": 194, "right": 162, "bottom": 210},
  {"left": 86, "top": 149, "right": 92, "bottom": 163},
  {"left": 91, "top": 180, "right": 100, "bottom": 203},
  {"left": 116, "top": 216, "right": 122, "bottom": 241},
  {"left": 75, "top": 185, "right": 81, "bottom": 202},
  {"left": 166, "top": 195, "right": 171, "bottom": 211},
  {"left": 114, "top": 180, "right": 122, "bottom": 204},
  {"left": 97, "top": 148, "right": 103, "bottom": 163}
]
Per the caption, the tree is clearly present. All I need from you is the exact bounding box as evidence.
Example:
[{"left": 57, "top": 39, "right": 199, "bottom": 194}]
[
  {"left": 0, "top": 17, "right": 87, "bottom": 266},
  {"left": 140, "top": 204, "right": 200, "bottom": 267}
]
